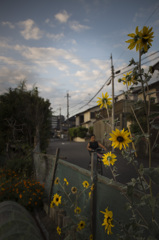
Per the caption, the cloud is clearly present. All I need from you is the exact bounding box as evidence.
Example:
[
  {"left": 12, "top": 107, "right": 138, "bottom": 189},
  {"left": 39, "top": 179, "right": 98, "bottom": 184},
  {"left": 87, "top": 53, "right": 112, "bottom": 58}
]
[
  {"left": 69, "top": 21, "right": 90, "bottom": 32},
  {"left": 45, "top": 18, "right": 55, "bottom": 28},
  {"left": 55, "top": 10, "right": 70, "bottom": 23},
  {"left": 1, "top": 21, "right": 15, "bottom": 29},
  {"left": 19, "top": 19, "right": 43, "bottom": 40},
  {"left": 46, "top": 32, "right": 64, "bottom": 41}
]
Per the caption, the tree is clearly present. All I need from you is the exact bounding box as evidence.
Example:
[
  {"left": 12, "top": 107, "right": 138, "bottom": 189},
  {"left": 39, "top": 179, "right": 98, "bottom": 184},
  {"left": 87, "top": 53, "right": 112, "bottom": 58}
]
[{"left": 0, "top": 81, "right": 52, "bottom": 170}]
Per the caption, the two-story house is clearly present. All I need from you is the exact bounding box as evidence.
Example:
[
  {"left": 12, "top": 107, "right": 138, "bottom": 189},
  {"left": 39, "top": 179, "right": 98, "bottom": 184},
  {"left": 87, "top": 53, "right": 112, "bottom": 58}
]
[
  {"left": 93, "top": 80, "right": 159, "bottom": 146},
  {"left": 75, "top": 106, "right": 99, "bottom": 129}
]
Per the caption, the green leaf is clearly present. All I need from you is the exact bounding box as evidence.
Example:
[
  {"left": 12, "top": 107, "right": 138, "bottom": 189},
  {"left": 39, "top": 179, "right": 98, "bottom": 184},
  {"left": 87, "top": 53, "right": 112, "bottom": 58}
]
[{"left": 143, "top": 168, "right": 159, "bottom": 185}]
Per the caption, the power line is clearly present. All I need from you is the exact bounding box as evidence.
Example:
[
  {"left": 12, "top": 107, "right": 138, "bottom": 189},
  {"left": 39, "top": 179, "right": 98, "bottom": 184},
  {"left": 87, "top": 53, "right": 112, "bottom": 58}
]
[
  {"left": 115, "top": 50, "right": 159, "bottom": 75},
  {"left": 144, "top": 4, "right": 159, "bottom": 25},
  {"left": 77, "top": 53, "right": 159, "bottom": 112},
  {"left": 79, "top": 76, "right": 111, "bottom": 110},
  {"left": 115, "top": 54, "right": 159, "bottom": 78}
]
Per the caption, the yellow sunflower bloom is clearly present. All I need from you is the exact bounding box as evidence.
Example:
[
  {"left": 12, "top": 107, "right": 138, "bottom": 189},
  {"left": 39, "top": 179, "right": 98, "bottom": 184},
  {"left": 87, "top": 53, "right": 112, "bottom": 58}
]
[
  {"left": 71, "top": 186, "right": 77, "bottom": 194},
  {"left": 74, "top": 206, "right": 81, "bottom": 214},
  {"left": 64, "top": 178, "right": 69, "bottom": 186},
  {"left": 52, "top": 193, "right": 62, "bottom": 207},
  {"left": 50, "top": 200, "right": 55, "bottom": 208},
  {"left": 122, "top": 71, "right": 136, "bottom": 86},
  {"left": 97, "top": 92, "right": 112, "bottom": 109},
  {"left": 54, "top": 177, "right": 60, "bottom": 185},
  {"left": 100, "top": 207, "right": 114, "bottom": 235},
  {"left": 89, "top": 234, "right": 93, "bottom": 240},
  {"left": 82, "top": 180, "right": 89, "bottom": 188},
  {"left": 102, "top": 152, "right": 117, "bottom": 166},
  {"left": 91, "top": 183, "right": 95, "bottom": 191},
  {"left": 77, "top": 220, "right": 86, "bottom": 231},
  {"left": 89, "top": 191, "right": 92, "bottom": 198},
  {"left": 125, "top": 26, "right": 141, "bottom": 51},
  {"left": 137, "top": 26, "right": 154, "bottom": 52},
  {"left": 57, "top": 226, "right": 61, "bottom": 235},
  {"left": 109, "top": 128, "right": 132, "bottom": 150}
]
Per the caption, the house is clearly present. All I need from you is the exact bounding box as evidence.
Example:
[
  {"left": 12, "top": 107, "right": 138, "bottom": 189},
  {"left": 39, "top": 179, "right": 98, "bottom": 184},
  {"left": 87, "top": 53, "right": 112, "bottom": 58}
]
[
  {"left": 93, "top": 80, "right": 159, "bottom": 146},
  {"left": 151, "top": 61, "right": 159, "bottom": 72},
  {"left": 75, "top": 105, "right": 99, "bottom": 129},
  {"left": 137, "top": 80, "right": 159, "bottom": 103}
]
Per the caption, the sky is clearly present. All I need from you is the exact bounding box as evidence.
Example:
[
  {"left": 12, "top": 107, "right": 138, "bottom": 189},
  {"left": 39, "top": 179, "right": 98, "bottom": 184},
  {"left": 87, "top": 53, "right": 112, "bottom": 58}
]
[{"left": 0, "top": 0, "right": 159, "bottom": 118}]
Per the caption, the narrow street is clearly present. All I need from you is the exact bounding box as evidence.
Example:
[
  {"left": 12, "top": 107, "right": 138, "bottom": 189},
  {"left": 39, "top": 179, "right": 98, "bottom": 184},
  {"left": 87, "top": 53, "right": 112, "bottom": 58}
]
[{"left": 47, "top": 139, "right": 140, "bottom": 184}]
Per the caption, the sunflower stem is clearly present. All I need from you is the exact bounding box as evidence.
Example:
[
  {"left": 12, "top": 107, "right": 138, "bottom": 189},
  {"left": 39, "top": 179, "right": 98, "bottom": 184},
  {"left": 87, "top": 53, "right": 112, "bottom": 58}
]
[
  {"left": 109, "top": 165, "right": 116, "bottom": 182},
  {"left": 59, "top": 182, "right": 73, "bottom": 203},
  {"left": 130, "top": 106, "right": 145, "bottom": 135},
  {"left": 139, "top": 49, "right": 152, "bottom": 199}
]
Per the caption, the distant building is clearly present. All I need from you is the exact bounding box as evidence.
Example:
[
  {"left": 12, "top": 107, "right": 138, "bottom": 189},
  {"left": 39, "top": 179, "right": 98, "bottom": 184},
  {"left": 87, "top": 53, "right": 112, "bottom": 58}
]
[{"left": 51, "top": 115, "right": 65, "bottom": 131}]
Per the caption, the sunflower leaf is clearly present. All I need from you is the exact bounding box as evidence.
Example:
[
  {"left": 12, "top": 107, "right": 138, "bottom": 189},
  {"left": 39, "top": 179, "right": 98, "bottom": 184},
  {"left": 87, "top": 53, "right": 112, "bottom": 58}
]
[{"left": 143, "top": 168, "right": 159, "bottom": 185}]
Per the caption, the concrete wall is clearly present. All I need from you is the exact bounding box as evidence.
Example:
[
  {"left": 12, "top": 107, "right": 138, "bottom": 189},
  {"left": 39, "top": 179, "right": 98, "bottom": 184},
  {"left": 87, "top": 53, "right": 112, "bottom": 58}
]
[
  {"left": 93, "top": 118, "right": 114, "bottom": 148},
  {"left": 138, "top": 87, "right": 158, "bottom": 103}
]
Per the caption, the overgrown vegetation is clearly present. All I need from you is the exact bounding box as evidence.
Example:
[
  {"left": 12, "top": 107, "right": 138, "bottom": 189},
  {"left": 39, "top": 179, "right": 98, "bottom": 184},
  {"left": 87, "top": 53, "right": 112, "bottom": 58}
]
[
  {"left": 0, "top": 81, "right": 52, "bottom": 212},
  {"left": 69, "top": 126, "right": 88, "bottom": 140},
  {"left": 0, "top": 168, "right": 44, "bottom": 212},
  {"left": 0, "top": 81, "right": 52, "bottom": 175},
  {"left": 97, "top": 26, "right": 159, "bottom": 239}
]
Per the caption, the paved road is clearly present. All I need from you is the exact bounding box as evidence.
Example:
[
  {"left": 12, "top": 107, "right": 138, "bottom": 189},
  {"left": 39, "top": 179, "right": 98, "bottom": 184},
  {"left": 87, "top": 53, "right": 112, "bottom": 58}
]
[
  {"left": 47, "top": 138, "right": 90, "bottom": 169},
  {"left": 47, "top": 139, "right": 140, "bottom": 184}
]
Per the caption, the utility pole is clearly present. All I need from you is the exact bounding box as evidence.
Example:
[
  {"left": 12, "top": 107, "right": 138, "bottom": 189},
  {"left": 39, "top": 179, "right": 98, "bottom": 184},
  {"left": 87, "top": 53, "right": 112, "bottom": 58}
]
[
  {"left": 65, "top": 92, "right": 70, "bottom": 138},
  {"left": 110, "top": 54, "right": 115, "bottom": 132},
  {"left": 59, "top": 106, "right": 62, "bottom": 134},
  {"left": 66, "top": 92, "right": 70, "bottom": 121}
]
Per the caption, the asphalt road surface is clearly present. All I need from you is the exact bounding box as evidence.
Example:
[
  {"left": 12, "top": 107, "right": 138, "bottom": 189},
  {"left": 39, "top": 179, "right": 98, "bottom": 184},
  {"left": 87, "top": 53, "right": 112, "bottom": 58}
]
[{"left": 46, "top": 138, "right": 141, "bottom": 184}]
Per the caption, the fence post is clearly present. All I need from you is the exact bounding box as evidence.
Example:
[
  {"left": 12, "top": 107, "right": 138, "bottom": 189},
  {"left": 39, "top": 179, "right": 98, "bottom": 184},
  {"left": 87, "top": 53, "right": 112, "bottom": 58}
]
[
  {"left": 48, "top": 148, "right": 60, "bottom": 216},
  {"left": 90, "top": 152, "right": 97, "bottom": 239}
]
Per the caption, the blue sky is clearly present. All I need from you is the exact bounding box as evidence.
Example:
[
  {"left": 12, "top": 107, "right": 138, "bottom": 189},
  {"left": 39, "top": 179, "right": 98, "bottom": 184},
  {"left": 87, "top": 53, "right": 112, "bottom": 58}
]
[{"left": 0, "top": 0, "right": 159, "bottom": 118}]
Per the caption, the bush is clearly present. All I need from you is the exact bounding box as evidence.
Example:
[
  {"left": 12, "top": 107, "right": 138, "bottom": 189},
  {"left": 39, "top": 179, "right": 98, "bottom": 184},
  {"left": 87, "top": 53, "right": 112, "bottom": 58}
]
[
  {"left": 0, "top": 168, "right": 44, "bottom": 212},
  {"left": 68, "top": 127, "right": 77, "bottom": 140},
  {"left": 88, "top": 126, "right": 93, "bottom": 135},
  {"left": 76, "top": 126, "right": 88, "bottom": 138},
  {"left": 69, "top": 126, "right": 88, "bottom": 139}
]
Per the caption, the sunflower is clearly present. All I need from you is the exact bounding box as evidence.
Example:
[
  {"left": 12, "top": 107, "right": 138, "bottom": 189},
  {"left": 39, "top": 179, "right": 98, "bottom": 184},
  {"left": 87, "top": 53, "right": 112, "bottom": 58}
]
[
  {"left": 50, "top": 200, "right": 55, "bottom": 208},
  {"left": 102, "top": 152, "right": 117, "bottom": 166},
  {"left": 109, "top": 128, "right": 132, "bottom": 150},
  {"left": 64, "top": 178, "right": 69, "bottom": 186},
  {"left": 100, "top": 208, "right": 114, "bottom": 235},
  {"left": 97, "top": 92, "right": 112, "bottom": 109},
  {"left": 57, "top": 226, "right": 61, "bottom": 235},
  {"left": 122, "top": 71, "right": 136, "bottom": 86},
  {"left": 74, "top": 206, "right": 81, "bottom": 214},
  {"left": 52, "top": 193, "right": 62, "bottom": 207},
  {"left": 77, "top": 220, "right": 86, "bottom": 231},
  {"left": 90, "top": 183, "right": 95, "bottom": 191},
  {"left": 54, "top": 177, "right": 60, "bottom": 185},
  {"left": 89, "top": 191, "right": 92, "bottom": 198},
  {"left": 137, "top": 26, "right": 154, "bottom": 52},
  {"left": 71, "top": 186, "right": 77, "bottom": 194},
  {"left": 125, "top": 26, "right": 141, "bottom": 51},
  {"left": 82, "top": 180, "right": 89, "bottom": 188},
  {"left": 89, "top": 234, "right": 93, "bottom": 240}
]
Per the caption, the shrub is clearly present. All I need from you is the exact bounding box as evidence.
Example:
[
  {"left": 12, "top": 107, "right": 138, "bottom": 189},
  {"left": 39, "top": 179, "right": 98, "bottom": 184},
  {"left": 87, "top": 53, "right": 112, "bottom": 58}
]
[
  {"left": 76, "top": 127, "right": 88, "bottom": 138},
  {"left": 69, "top": 127, "right": 88, "bottom": 139},
  {"left": 88, "top": 126, "right": 93, "bottom": 135},
  {"left": 68, "top": 127, "right": 77, "bottom": 139},
  {"left": 0, "top": 168, "right": 44, "bottom": 212}
]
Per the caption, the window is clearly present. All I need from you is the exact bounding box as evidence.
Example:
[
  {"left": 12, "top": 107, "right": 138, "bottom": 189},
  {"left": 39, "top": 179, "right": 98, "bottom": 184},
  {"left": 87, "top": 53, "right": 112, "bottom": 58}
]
[{"left": 90, "top": 112, "right": 95, "bottom": 119}]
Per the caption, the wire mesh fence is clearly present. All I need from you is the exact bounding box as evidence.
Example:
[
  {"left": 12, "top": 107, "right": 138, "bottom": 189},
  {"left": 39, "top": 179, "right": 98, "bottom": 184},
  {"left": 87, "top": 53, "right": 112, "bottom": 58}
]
[{"left": 33, "top": 150, "right": 131, "bottom": 239}]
